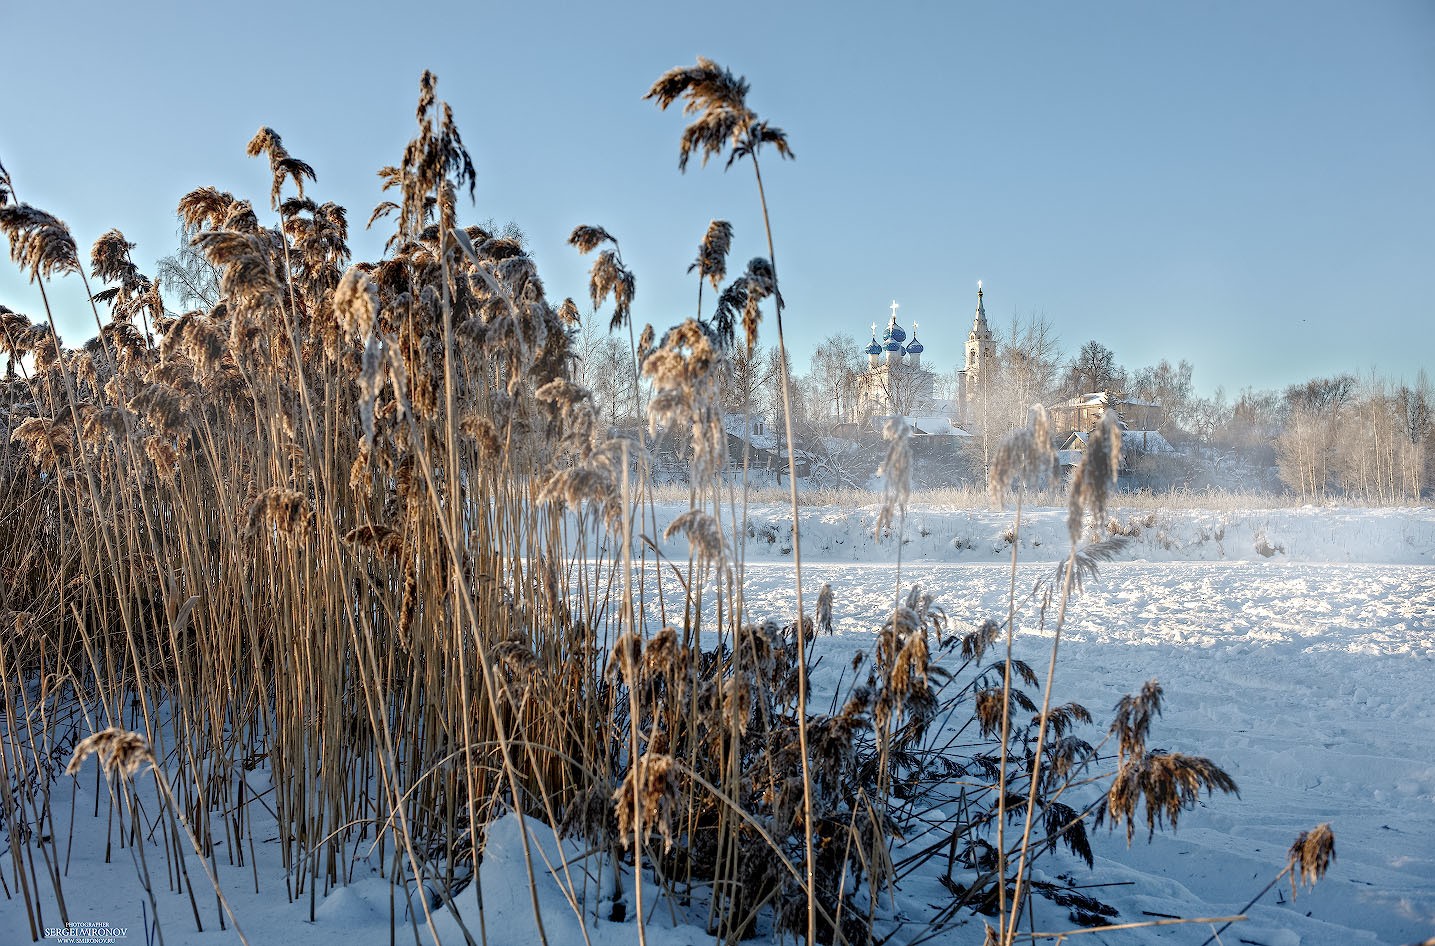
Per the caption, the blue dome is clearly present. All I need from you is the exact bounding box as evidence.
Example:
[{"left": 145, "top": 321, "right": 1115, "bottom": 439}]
[
  {"left": 864, "top": 338, "right": 882, "bottom": 355},
  {"left": 906, "top": 337, "right": 924, "bottom": 354},
  {"left": 882, "top": 320, "right": 908, "bottom": 344},
  {"left": 883, "top": 338, "right": 903, "bottom": 352}
]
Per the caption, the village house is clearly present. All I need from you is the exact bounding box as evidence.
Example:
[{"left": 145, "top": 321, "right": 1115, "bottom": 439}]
[
  {"left": 1048, "top": 391, "right": 1164, "bottom": 433},
  {"left": 1056, "top": 427, "right": 1175, "bottom": 472}
]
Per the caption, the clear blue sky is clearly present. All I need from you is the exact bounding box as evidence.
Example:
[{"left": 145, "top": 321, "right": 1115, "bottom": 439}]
[{"left": 2, "top": 0, "right": 1430, "bottom": 398}]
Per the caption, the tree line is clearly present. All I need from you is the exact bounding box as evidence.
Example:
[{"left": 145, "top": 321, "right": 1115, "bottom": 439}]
[{"left": 153, "top": 232, "right": 1432, "bottom": 501}]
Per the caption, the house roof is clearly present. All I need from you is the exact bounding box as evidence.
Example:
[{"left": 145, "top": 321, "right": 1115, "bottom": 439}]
[
  {"left": 1122, "top": 430, "right": 1174, "bottom": 452},
  {"left": 1062, "top": 429, "right": 1173, "bottom": 453},
  {"left": 870, "top": 414, "right": 972, "bottom": 437},
  {"left": 1051, "top": 392, "right": 1161, "bottom": 410},
  {"left": 722, "top": 413, "right": 777, "bottom": 450}
]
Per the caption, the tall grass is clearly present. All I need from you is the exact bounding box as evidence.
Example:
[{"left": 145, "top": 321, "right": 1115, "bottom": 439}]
[{"left": 0, "top": 69, "right": 1334, "bottom": 946}]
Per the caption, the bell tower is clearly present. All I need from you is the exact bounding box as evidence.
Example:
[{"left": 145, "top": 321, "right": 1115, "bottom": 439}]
[
  {"left": 956, "top": 281, "right": 996, "bottom": 429},
  {"left": 965, "top": 281, "right": 995, "bottom": 394}
]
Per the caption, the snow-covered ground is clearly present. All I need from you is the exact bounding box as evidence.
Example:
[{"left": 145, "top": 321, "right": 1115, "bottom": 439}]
[
  {"left": 6, "top": 505, "right": 1432, "bottom": 945},
  {"left": 743, "top": 558, "right": 1434, "bottom": 945},
  {"left": 720, "top": 501, "right": 1435, "bottom": 566}
]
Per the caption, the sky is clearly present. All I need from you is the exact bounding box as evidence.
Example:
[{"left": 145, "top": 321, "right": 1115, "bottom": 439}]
[{"left": 1, "top": 0, "right": 1431, "bottom": 399}]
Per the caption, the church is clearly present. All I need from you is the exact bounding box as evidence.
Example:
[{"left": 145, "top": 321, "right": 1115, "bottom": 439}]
[
  {"left": 855, "top": 284, "right": 995, "bottom": 432},
  {"left": 856, "top": 301, "right": 934, "bottom": 418}
]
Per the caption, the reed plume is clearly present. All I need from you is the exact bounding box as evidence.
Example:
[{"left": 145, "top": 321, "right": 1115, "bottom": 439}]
[
  {"left": 875, "top": 417, "right": 912, "bottom": 539},
  {"left": 178, "top": 186, "right": 238, "bottom": 232},
  {"left": 66, "top": 728, "right": 154, "bottom": 779},
  {"left": 0, "top": 203, "right": 80, "bottom": 282},
  {"left": 382, "top": 71, "right": 476, "bottom": 240},
  {"left": 334, "top": 264, "right": 379, "bottom": 340},
  {"left": 569, "top": 225, "right": 636, "bottom": 331},
  {"left": 1101, "top": 679, "right": 1238, "bottom": 842},
  {"left": 645, "top": 57, "right": 793, "bottom": 171},
  {"left": 246, "top": 126, "right": 317, "bottom": 209},
  {"left": 988, "top": 404, "right": 1057, "bottom": 504},
  {"left": 815, "top": 582, "right": 834, "bottom": 633},
  {"left": 689, "top": 219, "right": 733, "bottom": 291},
  {"left": 89, "top": 228, "right": 141, "bottom": 287},
  {"left": 1288, "top": 823, "right": 1336, "bottom": 894},
  {"left": 1067, "top": 408, "right": 1122, "bottom": 542}
]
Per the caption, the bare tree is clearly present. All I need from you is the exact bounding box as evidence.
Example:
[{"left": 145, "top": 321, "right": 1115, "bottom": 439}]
[
  {"left": 804, "top": 333, "right": 861, "bottom": 427},
  {"left": 763, "top": 346, "right": 807, "bottom": 463},
  {"left": 933, "top": 363, "right": 964, "bottom": 405},
  {"left": 1188, "top": 386, "right": 1230, "bottom": 446},
  {"left": 1401, "top": 370, "right": 1435, "bottom": 495},
  {"left": 572, "top": 318, "right": 640, "bottom": 426},
  {"left": 1273, "top": 374, "right": 1353, "bottom": 499},
  {"left": 968, "top": 310, "right": 1063, "bottom": 467},
  {"left": 1130, "top": 358, "right": 1196, "bottom": 433},
  {"left": 870, "top": 362, "right": 936, "bottom": 416},
  {"left": 1284, "top": 374, "right": 1357, "bottom": 415},
  {"left": 1276, "top": 372, "right": 1429, "bottom": 502},
  {"left": 721, "top": 342, "right": 773, "bottom": 417},
  {"left": 1064, "top": 340, "right": 1126, "bottom": 397},
  {"left": 1331, "top": 373, "right": 1430, "bottom": 502},
  {"left": 999, "top": 310, "right": 1063, "bottom": 410},
  {"left": 156, "top": 221, "right": 221, "bottom": 310},
  {"left": 1276, "top": 405, "right": 1332, "bottom": 498},
  {"left": 1397, "top": 372, "right": 1432, "bottom": 448},
  {"left": 801, "top": 431, "right": 881, "bottom": 489},
  {"left": 1217, "top": 387, "right": 1282, "bottom": 455}
]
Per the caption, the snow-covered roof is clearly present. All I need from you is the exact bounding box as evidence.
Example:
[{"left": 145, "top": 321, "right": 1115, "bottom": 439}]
[
  {"left": 1062, "top": 429, "right": 1173, "bottom": 453},
  {"left": 1122, "top": 430, "right": 1174, "bottom": 452},
  {"left": 910, "top": 415, "right": 965, "bottom": 436},
  {"left": 1052, "top": 392, "right": 1161, "bottom": 409},
  {"left": 722, "top": 414, "right": 777, "bottom": 449},
  {"left": 870, "top": 414, "right": 971, "bottom": 437}
]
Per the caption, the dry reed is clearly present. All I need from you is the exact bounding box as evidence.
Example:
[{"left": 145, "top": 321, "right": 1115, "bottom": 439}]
[{"left": 0, "top": 63, "right": 1336, "bottom": 946}]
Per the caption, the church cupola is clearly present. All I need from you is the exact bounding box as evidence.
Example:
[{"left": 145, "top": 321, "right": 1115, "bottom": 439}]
[
  {"left": 906, "top": 322, "right": 924, "bottom": 369},
  {"left": 882, "top": 300, "right": 907, "bottom": 365},
  {"left": 864, "top": 324, "right": 882, "bottom": 367}
]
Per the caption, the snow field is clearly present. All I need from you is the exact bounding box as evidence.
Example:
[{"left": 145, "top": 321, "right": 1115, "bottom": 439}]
[
  {"left": 3, "top": 505, "right": 1431, "bottom": 945},
  {"left": 733, "top": 552, "right": 1434, "bottom": 944}
]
